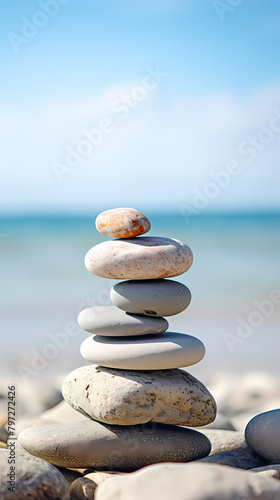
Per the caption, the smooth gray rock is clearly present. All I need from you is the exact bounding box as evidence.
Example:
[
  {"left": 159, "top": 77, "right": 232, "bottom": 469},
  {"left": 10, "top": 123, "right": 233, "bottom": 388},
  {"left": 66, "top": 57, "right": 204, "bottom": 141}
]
[
  {"left": 18, "top": 420, "right": 211, "bottom": 472},
  {"left": 62, "top": 365, "right": 216, "bottom": 426},
  {"left": 201, "top": 429, "right": 250, "bottom": 455},
  {"left": 110, "top": 279, "right": 191, "bottom": 317},
  {"left": 245, "top": 409, "right": 280, "bottom": 463},
  {"left": 81, "top": 332, "right": 205, "bottom": 370},
  {"left": 78, "top": 306, "right": 168, "bottom": 336},
  {"left": 95, "top": 462, "right": 280, "bottom": 500},
  {"left": 197, "top": 450, "right": 267, "bottom": 469},
  {"left": 0, "top": 450, "right": 69, "bottom": 499}
]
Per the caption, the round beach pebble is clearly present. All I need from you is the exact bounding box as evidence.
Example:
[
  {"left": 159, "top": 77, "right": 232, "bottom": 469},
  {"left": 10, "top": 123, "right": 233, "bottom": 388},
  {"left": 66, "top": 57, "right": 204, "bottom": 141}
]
[
  {"left": 62, "top": 365, "right": 216, "bottom": 427},
  {"left": 245, "top": 409, "right": 280, "bottom": 463},
  {"left": 0, "top": 450, "right": 69, "bottom": 499},
  {"left": 96, "top": 208, "right": 151, "bottom": 238},
  {"left": 78, "top": 306, "right": 168, "bottom": 336},
  {"left": 18, "top": 420, "right": 211, "bottom": 471},
  {"left": 111, "top": 279, "right": 191, "bottom": 316},
  {"left": 80, "top": 332, "right": 205, "bottom": 370},
  {"left": 85, "top": 237, "right": 193, "bottom": 280}
]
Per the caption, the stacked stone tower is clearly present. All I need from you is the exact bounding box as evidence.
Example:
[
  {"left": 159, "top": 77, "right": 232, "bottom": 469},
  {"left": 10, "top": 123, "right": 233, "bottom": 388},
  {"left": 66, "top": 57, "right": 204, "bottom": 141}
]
[
  {"left": 19, "top": 208, "right": 216, "bottom": 472},
  {"left": 61, "top": 207, "right": 216, "bottom": 468}
]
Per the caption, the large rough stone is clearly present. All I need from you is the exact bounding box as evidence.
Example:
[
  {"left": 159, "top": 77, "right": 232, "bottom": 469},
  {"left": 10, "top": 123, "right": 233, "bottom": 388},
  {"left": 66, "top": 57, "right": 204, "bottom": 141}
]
[
  {"left": 110, "top": 279, "right": 191, "bottom": 317},
  {"left": 200, "top": 429, "right": 249, "bottom": 455},
  {"left": 245, "top": 409, "right": 280, "bottom": 463},
  {"left": 62, "top": 365, "right": 216, "bottom": 426},
  {"left": 0, "top": 449, "right": 69, "bottom": 499},
  {"left": 85, "top": 237, "right": 193, "bottom": 280},
  {"left": 77, "top": 306, "right": 168, "bottom": 336},
  {"left": 95, "top": 208, "right": 151, "bottom": 238},
  {"left": 81, "top": 332, "right": 205, "bottom": 370},
  {"left": 197, "top": 450, "right": 267, "bottom": 469},
  {"left": 95, "top": 462, "right": 280, "bottom": 500},
  {"left": 18, "top": 420, "right": 211, "bottom": 472}
]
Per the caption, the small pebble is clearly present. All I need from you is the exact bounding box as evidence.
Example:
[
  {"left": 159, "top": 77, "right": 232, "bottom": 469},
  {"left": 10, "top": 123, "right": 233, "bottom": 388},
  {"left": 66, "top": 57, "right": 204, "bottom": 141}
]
[{"left": 95, "top": 208, "right": 151, "bottom": 238}]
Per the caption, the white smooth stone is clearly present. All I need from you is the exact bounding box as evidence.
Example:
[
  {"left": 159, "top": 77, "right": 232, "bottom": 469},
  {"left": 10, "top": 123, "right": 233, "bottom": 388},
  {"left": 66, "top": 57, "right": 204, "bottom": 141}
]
[
  {"left": 85, "top": 237, "right": 193, "bottom": 280},
  {"left": 80, "top": 332, "right": 205, "bottom": 370},
  {"left": 110, "top": 279, "right": 191, "bottom": 316}
]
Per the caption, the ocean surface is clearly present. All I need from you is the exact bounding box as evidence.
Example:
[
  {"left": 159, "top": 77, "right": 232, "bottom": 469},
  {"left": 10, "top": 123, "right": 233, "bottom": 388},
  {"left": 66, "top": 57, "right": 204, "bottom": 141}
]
[{"left": 1, "top": 212, "right": 280, "bottom": 383}]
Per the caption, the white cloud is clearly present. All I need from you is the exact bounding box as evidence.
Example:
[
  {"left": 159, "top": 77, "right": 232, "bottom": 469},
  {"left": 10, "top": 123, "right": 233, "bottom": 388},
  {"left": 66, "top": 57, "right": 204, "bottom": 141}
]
[{"left": 1, "top": 81, "right": 280, "bottom": 213}]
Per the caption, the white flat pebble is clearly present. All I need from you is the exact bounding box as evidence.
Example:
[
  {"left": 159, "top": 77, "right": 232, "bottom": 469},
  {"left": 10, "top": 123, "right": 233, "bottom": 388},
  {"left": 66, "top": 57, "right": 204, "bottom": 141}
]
[{"left": 80, "top": 332, "right": 205, "bottom": 370}]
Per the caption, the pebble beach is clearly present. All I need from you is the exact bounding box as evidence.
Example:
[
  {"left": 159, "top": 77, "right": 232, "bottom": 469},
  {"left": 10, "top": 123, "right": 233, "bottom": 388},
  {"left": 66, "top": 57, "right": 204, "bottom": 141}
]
[{"left": 0, "top": 209, "right": 280, "bottom": 499}]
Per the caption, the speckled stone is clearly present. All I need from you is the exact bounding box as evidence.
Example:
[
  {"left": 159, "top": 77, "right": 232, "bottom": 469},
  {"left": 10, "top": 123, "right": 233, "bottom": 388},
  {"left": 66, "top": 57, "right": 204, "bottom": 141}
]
[
  {"left": 95, "top": 208, "right": 151, "bottom": 238},
  {"left": 77, "top": 306, "right": 168, "bottom": 336},
  {"left": 62, "top": 365, "right": 216, "bottom": 426},
  {"left": 110, "top": 279, "right": 191, "bottom": 317},
  {"left": 95, "top": 462, "right": 280, "bottom": 500},
  {"left": 80, "top": 332, "right": 205, "bottom": 370},
  {"left": 85, "top": 237, "right": 193, "bottom": 280},
  {"left": 245, "top": 409, "right": 280, "bottom": 463},
  {"left": 18, "top": 420, "right": 211, "bottom": 472},
  {"left": 0, "top": 450, "right": 69, "bottom": 499}
]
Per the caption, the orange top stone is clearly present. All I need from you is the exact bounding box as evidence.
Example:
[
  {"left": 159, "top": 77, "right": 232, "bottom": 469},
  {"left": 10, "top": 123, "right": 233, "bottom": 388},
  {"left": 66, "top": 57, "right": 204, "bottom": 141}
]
[{"left": 95, "top": 208, "right": 151, "bottom": 238}]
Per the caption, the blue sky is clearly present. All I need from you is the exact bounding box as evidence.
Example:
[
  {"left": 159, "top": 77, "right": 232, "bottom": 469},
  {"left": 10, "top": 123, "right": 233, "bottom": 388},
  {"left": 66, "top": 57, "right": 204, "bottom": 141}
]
[{"left": 1, "top": 0, "right": 280, "bottom": 213}]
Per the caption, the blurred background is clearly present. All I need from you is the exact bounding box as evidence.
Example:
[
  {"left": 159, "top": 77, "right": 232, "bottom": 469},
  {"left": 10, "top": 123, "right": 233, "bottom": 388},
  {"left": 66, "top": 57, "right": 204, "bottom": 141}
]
[{"left": 1, "top": 1, "right": 280, "bottom": 394}]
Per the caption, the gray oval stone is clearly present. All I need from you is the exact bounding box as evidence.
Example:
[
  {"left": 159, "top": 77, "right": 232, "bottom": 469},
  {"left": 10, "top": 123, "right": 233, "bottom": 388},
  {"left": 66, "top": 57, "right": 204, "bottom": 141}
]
[
  {"left": 95, "top": 462, "right": 280, "bottom": 500},
  {"left": 18, "top": 420, "right": 211, "bottom": 472},
  {"left": 80, "top": 332, "right": 205, "bottom": 370},
  {"left": 110, "top": 279, "right": 191, "bottom": 317},
  {"left": 0, "top": 450, "right": 69, "bottom": 499},
  {"left": 62, "top": 365, "right": 216, "bottom": 426},
  {"left": 197, "top": 451, "right": 266, "bottom": 469},
  {"left": 78, "top": 306, "right": 168, "bottom": 336},
  {"left": 85, "top": 237, "right": 193, "bottom": 280},
  {"left": 245, "top": 409, "right": 280, "bottom": 463}
]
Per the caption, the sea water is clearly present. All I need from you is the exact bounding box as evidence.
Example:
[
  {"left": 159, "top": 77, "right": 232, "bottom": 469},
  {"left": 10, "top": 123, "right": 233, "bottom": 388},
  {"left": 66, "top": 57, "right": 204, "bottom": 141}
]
[{"left": 1, "top": 212, "right": 279, "bottom": 381}]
